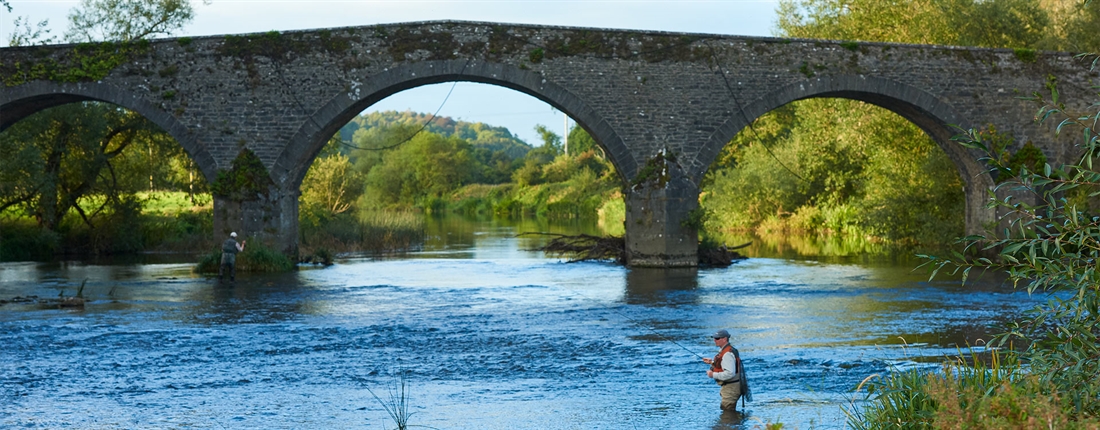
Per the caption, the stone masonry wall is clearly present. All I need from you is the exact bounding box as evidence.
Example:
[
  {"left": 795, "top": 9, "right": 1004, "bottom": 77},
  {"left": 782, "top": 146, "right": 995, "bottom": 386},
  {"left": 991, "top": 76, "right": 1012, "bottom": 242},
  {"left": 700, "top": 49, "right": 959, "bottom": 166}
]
[{"left": 3, "top": 20, "right": 1098, "bottom": 264}]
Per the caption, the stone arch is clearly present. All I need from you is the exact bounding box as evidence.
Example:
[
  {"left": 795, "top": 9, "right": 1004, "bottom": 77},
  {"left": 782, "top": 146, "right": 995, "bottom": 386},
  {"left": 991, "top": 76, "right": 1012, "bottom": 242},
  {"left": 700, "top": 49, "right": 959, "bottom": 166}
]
[
  {"left": 0, "top": 81, "right": 217, "bottom": 182},
  {"left": 271, "top": 59, "right": 634, "bottom": 191},
  {"left": 695, "top": 75, "right": 996, "bottom": 236}
]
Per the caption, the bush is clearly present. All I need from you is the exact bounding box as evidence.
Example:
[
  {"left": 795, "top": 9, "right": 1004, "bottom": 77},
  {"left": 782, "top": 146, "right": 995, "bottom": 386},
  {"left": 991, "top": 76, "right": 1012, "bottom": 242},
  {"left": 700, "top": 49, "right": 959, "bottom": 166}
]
[
  {"left": 0, "top": 217, "right": 60, "bottom": 260},
  {"left": 194, "top": 241, "right": 295, "bottom": 274}
]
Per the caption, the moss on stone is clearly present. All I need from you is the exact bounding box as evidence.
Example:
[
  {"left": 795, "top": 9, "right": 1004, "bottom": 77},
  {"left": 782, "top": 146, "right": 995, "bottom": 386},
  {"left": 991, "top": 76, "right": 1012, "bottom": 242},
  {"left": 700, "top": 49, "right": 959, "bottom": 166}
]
[
  {"left": 215, "top": 30, "right": 353, "bottom": 83},
  {"left": 210, "top": 148, "right": 274, "bottom": 201},
  {"left": 2, "top": 40, "right": 151, "bottom": 87},
  {"left": 385, "top": 26, "right": 460, "bottom": 62},
  {"left": 631, "top": 151, "right": 678, "bottom": 189},
  {"left": 1013, "top": 48, "right": 1037, "bottom": 63}
]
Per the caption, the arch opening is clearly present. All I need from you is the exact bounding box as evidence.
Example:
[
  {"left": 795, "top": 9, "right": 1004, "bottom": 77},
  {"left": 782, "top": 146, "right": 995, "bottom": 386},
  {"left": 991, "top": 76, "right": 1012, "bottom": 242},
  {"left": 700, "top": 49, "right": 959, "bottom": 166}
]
[
  {"left": 291, "top": 77, "right": 629, "bottom": 259},
  {"left": 698, "top": 95, "right": 978, "bottom": 256},
  {"left": 0, "top": 99, "right": 213, "bottom": 260}
]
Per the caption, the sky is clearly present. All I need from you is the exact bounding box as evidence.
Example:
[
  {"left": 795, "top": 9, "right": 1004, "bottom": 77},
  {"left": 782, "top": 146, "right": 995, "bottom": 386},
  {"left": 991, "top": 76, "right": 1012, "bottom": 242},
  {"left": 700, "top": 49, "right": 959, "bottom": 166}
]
[{"left": 1, "top": 0, "right": 781, "bottom": 145}]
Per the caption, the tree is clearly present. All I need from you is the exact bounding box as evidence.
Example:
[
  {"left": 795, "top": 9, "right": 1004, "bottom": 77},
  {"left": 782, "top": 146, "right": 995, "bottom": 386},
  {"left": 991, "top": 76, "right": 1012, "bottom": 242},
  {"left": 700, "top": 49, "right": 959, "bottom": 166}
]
[
  {"left": 0, "top": 104, "right": 174, "bottom": 230},
  {"left": 1, "top": 0, "right": 204, "bottom": 256},
  {"left": 300, "top": 136, "right": 365, "bottom": 226},
  {"left": 566, "top": 124, "right": 600, "bottom": 157},
  {"left": 776, "top": 0, "right": 1050, "bottom": 48},
  {"left": 852, "top": 2, "right": 1100, "bottom": 424},
  {"left": 360, "top": 131, "right": 477, "bottom": 209},
  {"left": 65, "top": 0, "right": 199, "bottom": 43}
]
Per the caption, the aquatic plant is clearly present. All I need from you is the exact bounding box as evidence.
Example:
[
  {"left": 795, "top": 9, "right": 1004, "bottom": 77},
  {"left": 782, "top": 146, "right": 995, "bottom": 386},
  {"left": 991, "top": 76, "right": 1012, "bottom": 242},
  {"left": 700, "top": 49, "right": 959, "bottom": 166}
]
[{"left": 365, "top": 371, "right": 418, "bottom": 430}]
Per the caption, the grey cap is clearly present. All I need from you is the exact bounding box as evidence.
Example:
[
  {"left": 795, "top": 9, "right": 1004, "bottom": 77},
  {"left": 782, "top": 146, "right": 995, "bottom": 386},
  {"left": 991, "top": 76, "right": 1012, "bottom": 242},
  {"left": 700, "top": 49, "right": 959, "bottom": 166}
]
[
  {"left": 712, "top": 329, "right": 730, "bottom": 339},
  {"left": 230, "top": 232, "right": 237, "bottom": 238}
]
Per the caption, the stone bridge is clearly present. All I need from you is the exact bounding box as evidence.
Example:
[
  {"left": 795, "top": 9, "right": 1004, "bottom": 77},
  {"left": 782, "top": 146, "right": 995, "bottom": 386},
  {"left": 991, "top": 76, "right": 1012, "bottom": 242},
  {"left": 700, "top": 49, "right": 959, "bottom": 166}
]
[{"left": 2, "top": 21, "right": 1097, "bottom": 266}]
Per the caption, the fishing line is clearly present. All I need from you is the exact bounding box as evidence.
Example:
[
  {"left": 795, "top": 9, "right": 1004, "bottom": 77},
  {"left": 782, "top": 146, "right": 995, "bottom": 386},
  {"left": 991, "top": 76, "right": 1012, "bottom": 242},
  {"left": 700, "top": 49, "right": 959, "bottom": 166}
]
[
  {"left": 340, "top": 59, "right": 470, "bottom": 152},
  {"left": 704, "top": 40, "right": 809, "bottom": 184},
  {"left": 274, "top": 57, "right": 470, "bottom": 180},
  {"left": 565, "top": 289, "right": 709, "bottom": 361},
  {"left": 607, "top": 305, "right": 708, "bottom": 362}
]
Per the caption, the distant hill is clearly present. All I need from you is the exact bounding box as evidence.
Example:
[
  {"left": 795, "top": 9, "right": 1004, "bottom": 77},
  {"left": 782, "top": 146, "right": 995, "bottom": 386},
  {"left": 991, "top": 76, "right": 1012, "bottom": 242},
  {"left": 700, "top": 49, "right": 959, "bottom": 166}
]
[{"left": 339, "top": 111, "right": 531, "bottom": 159}]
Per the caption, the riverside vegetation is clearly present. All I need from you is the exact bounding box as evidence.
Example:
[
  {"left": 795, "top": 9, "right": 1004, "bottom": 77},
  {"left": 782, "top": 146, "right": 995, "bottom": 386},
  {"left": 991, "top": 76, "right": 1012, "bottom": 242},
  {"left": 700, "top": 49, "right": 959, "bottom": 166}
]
[
  {"left": 773, "top": 0, "right": 1100, "bottom": 428},
  {"left": 4, "top": 0, "right": 1100, "bottom": 426}
]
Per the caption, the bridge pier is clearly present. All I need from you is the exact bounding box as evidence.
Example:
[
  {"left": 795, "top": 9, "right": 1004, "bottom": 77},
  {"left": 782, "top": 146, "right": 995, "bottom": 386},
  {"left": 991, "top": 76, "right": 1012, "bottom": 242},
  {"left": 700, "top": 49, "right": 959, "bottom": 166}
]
[
  {"left": 623, "top": 157, "right": 700, "bottom": 268},
  {"left": 213, "top": 186, "right": 300, "bottom": 260}
]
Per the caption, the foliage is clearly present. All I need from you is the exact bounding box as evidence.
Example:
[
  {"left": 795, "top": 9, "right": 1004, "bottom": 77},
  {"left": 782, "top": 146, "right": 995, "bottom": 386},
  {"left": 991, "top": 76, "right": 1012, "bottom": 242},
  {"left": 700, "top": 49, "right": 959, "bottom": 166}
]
[
  {"left": 566, "top": 123, "right": 600, "bottom": 156},
  {"left": 300, "top": 136, "right": 364, "bottom": 227},
  {"left": 2, "top": 39, "right": 152, "bottom": 87},
  {"left": 0, "top": 103, "right": 187, "bottom": 231},
  {"left": 299, "top": 210, "right": 424, "bottom": 256},
  {"left": 597, "top": 193, "right": 625, "bottom": 236},
  {"left": 357, "top": 129, "right": 477, "bottom": 210},
  {"left": 0, "top": 216, "right": 60, "bottom": 260},
  {"left": 0, "top": 0, "right": 213, "bottom": 261},
  {"left": 849, "top": 350, "right": 1100, "bottom": 429},
  {"left": 1, "top": 191, "right": 211, "bottom": 260},
  {"left": 3, "top": 0, "right": 199, "bottom": 86},
  {"left": 194, "top": 240, "right": 294, "bottom": 274},
  {"left": 340, "top": 110, "right": 531, "bottom": 159},
  {"left": 776, "top": 0, "right": 1050, "bottom": 49},
  {"left": 65, "top": 0, "right": 198, "bottom": 43},
  {"left": 702, "top": 99, "right": 965, "bottom": 244},
  {"left": 706, "top": 0, "right": 1082, "bottom": 246},
  {"left": 210, "top": 148, "right": 272, "bottom": 200},
  {"left": 7, "top": 15, "right": 58, "bottom": 46},
  {"left": 919, "top": 82, "right": 1100, "bottom": 416}
]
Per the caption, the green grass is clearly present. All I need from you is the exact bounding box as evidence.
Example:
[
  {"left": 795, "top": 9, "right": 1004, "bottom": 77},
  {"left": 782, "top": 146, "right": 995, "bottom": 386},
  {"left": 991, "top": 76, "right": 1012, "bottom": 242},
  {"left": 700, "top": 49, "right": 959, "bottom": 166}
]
[{"left": 1, "top": 191, "right": 214, "bottom": 260}]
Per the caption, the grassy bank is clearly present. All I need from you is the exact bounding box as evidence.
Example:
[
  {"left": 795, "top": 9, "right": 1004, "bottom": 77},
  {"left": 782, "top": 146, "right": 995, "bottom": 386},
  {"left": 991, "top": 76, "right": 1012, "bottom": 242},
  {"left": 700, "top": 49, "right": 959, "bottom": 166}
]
[{"left": 1, "top": 192, "right": 213, "bottom": 260}]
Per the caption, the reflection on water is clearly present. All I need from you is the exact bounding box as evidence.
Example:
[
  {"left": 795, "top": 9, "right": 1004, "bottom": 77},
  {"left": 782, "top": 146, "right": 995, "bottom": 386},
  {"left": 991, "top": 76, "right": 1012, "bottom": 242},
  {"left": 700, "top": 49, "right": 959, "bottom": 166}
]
[
  {"left": 0, "top": 216, "right": 1034, "bottom": 429},
  {"left": 708, "top": 229, "right": 955, "bottom": 264},
  {"left": 626, "top": 267, "right": 700, "bottom": 305}
]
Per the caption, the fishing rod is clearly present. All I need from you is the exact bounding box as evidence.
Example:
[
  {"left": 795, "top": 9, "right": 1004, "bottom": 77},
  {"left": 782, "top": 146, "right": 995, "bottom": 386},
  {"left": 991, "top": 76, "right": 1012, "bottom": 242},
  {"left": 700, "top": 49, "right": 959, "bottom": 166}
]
[{"left": 573, "top": 291, "right": 709, "bottom": 361}]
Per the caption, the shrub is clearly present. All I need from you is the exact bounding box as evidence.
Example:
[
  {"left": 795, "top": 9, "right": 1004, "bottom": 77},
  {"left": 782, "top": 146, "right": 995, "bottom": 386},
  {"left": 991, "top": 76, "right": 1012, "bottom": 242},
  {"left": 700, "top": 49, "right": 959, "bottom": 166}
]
[
  {"left": 0, "top": 217, "right": 60, "bottom": 260},
  {"left": 194, "top": 241, "right": 295, "bottom": 274}
]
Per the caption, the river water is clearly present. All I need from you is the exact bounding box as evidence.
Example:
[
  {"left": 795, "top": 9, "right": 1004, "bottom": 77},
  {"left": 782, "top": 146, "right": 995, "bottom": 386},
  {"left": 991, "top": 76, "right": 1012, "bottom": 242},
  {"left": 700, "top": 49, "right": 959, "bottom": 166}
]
[{"left": 1, "top": 217, "right": 1038, "bottom": 429}]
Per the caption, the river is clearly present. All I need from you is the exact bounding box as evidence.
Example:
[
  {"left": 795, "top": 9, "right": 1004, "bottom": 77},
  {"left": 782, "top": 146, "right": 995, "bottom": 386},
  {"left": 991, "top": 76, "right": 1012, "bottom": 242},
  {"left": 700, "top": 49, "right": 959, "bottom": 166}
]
[{"left": 0, "top": 216, "right": 1037, "bottom": 429}]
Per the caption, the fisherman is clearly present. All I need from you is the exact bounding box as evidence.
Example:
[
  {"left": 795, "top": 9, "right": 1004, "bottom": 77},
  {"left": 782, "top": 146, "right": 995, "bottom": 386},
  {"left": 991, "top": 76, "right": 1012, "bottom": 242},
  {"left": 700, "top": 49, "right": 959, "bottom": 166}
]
[
  {"left": 219, "top": 232, "right": 246, "bottom": 281},
  {"left": 702, "top": 329, "right": 745, "bottom": 411}
]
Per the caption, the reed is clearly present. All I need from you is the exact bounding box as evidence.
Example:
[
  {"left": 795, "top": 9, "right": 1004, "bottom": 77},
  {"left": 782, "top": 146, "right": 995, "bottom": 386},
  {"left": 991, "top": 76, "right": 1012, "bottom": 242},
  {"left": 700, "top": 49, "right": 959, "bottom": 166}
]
[
  {"left": 366, "top": 372, "right": 419, "bottom": 430},
  {"left": 847, "top": 349, "right": 1100, "bottom": 429}
]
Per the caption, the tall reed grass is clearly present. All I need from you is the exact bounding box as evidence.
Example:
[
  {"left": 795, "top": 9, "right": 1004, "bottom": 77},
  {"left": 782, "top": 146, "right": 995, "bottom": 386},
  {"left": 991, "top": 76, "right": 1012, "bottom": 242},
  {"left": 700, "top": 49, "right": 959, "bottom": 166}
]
[
  {"left": 299, "top": 211, "right": 425, "bottom": 260},
  {"left": 365, "top": 372, "right": 418, "bottom": 430},
  {"left": 847, "top": 349, "right": 1100, "bottom": 429}
]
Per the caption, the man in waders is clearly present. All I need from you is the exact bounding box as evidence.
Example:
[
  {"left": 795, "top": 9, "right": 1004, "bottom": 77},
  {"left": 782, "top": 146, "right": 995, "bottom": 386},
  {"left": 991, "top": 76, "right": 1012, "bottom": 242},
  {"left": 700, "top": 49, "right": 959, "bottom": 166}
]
[
  {"left": 219, "top": 232, "right": 246, "bottom": 281},
  {"left": 702, "top": 329, "right": 744, "bottom": 411}
]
